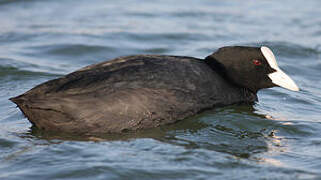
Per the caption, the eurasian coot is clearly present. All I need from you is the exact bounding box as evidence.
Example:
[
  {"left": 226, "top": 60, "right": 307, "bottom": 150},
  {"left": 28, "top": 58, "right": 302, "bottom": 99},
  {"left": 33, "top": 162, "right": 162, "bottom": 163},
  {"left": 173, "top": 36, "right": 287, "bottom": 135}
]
[{"left": 10, "top": 46, "right": 299, "bottom": 134}]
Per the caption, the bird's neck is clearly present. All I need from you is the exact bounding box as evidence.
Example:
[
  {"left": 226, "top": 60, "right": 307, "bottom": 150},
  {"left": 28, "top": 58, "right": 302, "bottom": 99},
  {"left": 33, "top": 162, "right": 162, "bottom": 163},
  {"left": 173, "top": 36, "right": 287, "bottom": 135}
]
[{"left": 241, "top": 88, "right": 258, "bottom": 103}]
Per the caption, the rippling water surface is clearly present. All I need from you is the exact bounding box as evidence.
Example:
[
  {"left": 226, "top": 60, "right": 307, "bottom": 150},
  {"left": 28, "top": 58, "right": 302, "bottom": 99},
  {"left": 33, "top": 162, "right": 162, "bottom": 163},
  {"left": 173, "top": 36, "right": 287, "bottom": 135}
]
[{"left": 1, "top": 0, "right": 321, "bottom": 179}]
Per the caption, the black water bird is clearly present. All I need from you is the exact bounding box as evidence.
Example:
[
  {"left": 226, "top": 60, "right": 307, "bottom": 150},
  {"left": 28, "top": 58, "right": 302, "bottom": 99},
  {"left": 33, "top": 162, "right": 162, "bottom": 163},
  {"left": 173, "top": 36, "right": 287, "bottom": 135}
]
[{"left": 10, "top": 46, "right": 299, "bottom": 134}]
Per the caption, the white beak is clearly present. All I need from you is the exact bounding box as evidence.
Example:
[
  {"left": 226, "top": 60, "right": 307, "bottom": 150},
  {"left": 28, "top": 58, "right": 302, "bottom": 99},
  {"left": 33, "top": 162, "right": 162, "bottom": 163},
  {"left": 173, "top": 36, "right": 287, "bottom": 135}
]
[
  {"left": 268, "top": 68, "right": 300, "bottom": 91},
  {"left": 261, "top": 46, "right": 300, "bottom": 91}
]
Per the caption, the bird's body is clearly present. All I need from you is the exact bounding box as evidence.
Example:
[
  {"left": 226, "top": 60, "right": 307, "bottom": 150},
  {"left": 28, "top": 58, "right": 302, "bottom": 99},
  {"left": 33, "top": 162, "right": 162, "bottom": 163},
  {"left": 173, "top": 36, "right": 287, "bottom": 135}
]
[
  {"left": 11, "top": 55, "right": 256, "bottom": 134},
  {"left": 10, "top": 46, "right": 299, "bottom": 134}
]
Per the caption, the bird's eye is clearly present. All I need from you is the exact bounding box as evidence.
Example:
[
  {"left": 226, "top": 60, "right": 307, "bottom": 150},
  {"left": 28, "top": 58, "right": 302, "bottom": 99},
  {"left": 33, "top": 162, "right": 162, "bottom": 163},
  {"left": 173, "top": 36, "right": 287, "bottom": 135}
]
[{"left": 253, "top": 59, "right": 262, "bottom": 66}]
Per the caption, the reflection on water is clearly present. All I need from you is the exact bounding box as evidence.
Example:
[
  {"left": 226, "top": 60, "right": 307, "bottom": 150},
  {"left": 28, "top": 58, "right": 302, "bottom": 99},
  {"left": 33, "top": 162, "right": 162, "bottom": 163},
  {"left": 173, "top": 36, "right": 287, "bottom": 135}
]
[{"left": 25, "top": 105, "right": 282, "bottom": 159}]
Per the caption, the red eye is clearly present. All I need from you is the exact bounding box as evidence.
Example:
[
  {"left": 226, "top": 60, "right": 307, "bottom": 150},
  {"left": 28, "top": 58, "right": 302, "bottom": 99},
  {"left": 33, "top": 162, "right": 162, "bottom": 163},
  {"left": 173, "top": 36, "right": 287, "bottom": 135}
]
[{"left": 253, "top": 59, "right": 262, "bottom": 66}]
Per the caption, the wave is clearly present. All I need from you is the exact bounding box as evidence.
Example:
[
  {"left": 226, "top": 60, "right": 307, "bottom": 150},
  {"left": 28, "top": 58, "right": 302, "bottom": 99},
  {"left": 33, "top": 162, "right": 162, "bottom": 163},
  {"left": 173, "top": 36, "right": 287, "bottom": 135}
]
[
  {"left": 0, "top": 65, "right": 59, "bottom": 77},
  {"left": 0, "top": 0, "right": 42, "bottom": 6},
  {"left": 0, "top": 58, "right": 62, "bottom": 77},
  {"left": 245, "top": 41, "right": 320, "bottom": 58},
  {"left": 27, "top": 44, "right": 117, "bottom": 57}
]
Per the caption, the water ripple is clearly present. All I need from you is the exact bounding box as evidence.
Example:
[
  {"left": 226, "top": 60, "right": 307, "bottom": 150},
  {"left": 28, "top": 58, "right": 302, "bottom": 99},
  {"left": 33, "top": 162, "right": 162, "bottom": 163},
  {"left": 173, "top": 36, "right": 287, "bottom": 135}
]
[
  {"left": 0, "top": 58, "right": 62, "bottom": 77},
  {"left": 29, "top": 44, "right": 117, "bottom": 57},
  {"left": 249, "top": 41, "right": 320, "bottom": 58}
]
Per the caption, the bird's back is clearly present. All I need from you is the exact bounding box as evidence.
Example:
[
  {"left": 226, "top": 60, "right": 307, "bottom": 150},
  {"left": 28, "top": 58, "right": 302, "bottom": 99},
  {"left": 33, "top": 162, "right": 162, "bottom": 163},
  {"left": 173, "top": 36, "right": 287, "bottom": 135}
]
[{"left": 11, "top": 55, "right": 256, "bottom": 134}]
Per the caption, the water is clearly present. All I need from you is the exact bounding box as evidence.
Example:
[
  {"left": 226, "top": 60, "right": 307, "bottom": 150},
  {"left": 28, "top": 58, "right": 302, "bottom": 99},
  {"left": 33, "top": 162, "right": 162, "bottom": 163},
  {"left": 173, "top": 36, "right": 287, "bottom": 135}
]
[{"left": 0, "top": 0, "right": 321, "bottom": 179}]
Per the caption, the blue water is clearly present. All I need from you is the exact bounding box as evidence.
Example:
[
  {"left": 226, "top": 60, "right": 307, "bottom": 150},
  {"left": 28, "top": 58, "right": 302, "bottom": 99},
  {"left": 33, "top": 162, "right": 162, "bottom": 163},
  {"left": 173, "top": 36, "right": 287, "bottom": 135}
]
[{"left": 1, "top": 0, "right": 321, "bottom": 179}]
